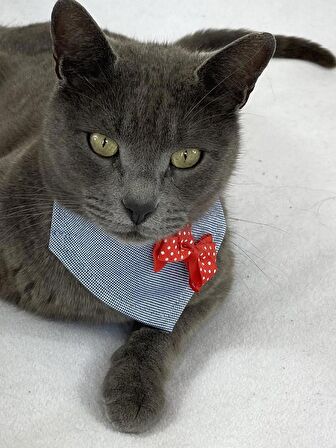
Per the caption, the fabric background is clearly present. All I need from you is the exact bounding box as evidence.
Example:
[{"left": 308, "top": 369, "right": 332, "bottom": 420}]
[{"left": 0, "top": 0, "right": 335, "bottom": 447}]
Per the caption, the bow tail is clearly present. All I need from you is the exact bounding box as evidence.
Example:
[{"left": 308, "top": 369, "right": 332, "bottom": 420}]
[
  {"left": 185, "top": 256, "right": 203, "bottom": 293},
  {"left": 153, "top": 242, "right": 167, "bottom": 272}
]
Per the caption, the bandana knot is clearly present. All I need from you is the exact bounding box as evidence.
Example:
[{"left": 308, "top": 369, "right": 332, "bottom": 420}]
[{"left": 153, "top": 225, "right": 218, "bottom": 292}]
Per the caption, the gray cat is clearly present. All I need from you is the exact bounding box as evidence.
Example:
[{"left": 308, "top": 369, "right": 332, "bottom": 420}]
[{"left": 0, "top": 0, "right": 334, "bottom": 434}]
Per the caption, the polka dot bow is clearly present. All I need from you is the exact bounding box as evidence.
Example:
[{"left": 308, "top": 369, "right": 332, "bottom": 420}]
[{"left": 153, "top": 225, "right": 218, "bottom": 293}]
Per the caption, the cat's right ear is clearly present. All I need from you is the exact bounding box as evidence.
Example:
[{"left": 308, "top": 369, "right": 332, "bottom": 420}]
[{"left": 51, "top": 0, "right": 116, "bottom": 83}]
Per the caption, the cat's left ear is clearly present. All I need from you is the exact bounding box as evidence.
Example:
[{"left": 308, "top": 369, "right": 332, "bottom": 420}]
[
  {"left": 51, "top": 0, "right": 116, "bottom": 83},
  {"left": 196, "top": 32, "right": 276, "bottom": 110}
]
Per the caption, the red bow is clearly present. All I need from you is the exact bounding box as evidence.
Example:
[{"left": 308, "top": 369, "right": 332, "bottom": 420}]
[{"left": 153, "top": 225, "right": 218, "bottom": 292}]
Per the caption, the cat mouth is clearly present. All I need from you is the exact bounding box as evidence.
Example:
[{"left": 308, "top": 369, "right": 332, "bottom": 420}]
[{"left": 85, "top": 209, "right": 155, "bottom": 243}]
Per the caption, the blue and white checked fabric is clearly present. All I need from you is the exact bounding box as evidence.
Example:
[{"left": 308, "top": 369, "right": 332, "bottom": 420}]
[{"left": 49, "top": 200, "right": 226, "bottom": 332}]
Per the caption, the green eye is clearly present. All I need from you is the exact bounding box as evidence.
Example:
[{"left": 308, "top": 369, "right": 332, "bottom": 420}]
[
  {"left": 89, "top": 133, "right": 119, "bottom": 158},
  {"left": 171, "top": 148, "right": 202, "bottom": 169}
]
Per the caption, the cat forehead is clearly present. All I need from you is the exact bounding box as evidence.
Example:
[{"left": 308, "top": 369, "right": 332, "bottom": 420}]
[{"left": 110, "top": 39, "right": 201, "bottom": 84}]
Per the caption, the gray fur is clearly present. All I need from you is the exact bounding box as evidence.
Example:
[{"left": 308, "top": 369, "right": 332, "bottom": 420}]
[{"left": 0, "top": 0, "right": 334, "bottom": 434}]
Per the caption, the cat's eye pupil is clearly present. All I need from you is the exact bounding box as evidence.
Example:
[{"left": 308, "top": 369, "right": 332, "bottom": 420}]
[
  {"left": 89, "top": 133, "right": 119, "bottom": 158},
  {"left": 170, "top": 148, "right": 202, "bottom": 169}
]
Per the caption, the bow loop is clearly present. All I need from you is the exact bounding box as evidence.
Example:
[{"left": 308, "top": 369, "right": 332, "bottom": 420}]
[{"left": 153, "top": 226, "right": 218, "bottom": 292}]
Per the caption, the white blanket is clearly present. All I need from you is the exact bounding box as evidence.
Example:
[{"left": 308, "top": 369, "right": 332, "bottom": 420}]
[{"left": 1, "top": 1, "right": 335, "bottom": 447}]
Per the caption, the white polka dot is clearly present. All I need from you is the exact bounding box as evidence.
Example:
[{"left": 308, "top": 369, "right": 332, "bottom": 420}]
[
  {"left": 202, "top": 276, "right": 205, "bottom": 280},
  {"left": 183, "top": 231, "right": 186, "bottom": 235},
  {"left": 208, "top": 261, "right": 211, "bottom": 265},
  {"left": 170, "top": 252, "right": 174, "bottom": 256},
  {"left": 173, "top": 239, "right": 176, "bottom": 243},
  {"left": 165, "top": 258, "right": 169, "bottom": 261},
  {"left": 161, "top": 251, "right": 165, "bottom": 255},
  {"left": 214, "top": 269, "right": 217, "bottom": 273},
  {"left": 190, "top": 240, "right": 193, "bottom": 244},
  {"left": 164, "top": 239, "right": 167, "bottom": 243},
  {"left": 174, "top": 257, "right": 177, "bottom": 261},
  {"left": 167, "top": 246, "right": 171, "bottom": 250},
  {"left": 208, "top": 269, "right": 211, "bottom": 273},
  {"left": 188, "top": 251, "right": 191, "bottom": 255},
  {"left": 181, "top": 255, "right": 184, "bottom": 259}
]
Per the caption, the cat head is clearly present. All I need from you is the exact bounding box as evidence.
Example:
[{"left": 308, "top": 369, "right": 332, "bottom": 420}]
[{"left": 42, "top": 0, "right": 275, "bottom": 243}]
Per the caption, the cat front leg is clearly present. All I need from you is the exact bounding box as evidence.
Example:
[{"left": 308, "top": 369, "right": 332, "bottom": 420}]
[
  {"left": 102, "top": 239, "right": 233, "bottom": 433},
  {"left": 102, "top": 324, "right": 170, "bottom": 433}
]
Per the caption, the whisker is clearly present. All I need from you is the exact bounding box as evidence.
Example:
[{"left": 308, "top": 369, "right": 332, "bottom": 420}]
[
  {"left": 313, "top": 195, "right": 336, "bottom": 214},
  {"left": 231, "top": 240, "right": 278, "bottom": 286},
  {"left": 230, "top": 230, "right": 263, "bottom": 254},
  {"left": 231, "top": 234, "right": 286, "bottom": 277},
  {"left": 229, "top": 180, "right": 336, "bottom": 196},
  {"left": 229, "top": 216, "right": 287, "bottom": 233}
]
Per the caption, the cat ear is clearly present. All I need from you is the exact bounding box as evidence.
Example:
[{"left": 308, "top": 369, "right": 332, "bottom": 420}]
[
  {"left": 196, "top": 32, "right": 276, "bottom": 110},
  {"left": 51, "top": 0, "right": 116, "bottom": 82}
]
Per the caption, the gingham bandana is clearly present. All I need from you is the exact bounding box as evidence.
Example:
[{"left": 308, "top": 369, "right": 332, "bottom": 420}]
[{"left": 49, "top": 200, "right": 226, "bottom": 332}]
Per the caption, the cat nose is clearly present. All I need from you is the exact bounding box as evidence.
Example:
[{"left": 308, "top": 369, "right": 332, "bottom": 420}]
[{"left": 122, "top": 198, "right": 158, "bottom": 225}]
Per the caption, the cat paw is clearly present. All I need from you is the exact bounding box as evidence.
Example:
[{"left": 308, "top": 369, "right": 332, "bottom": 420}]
[{"left": 102, "top": 345, "right": 165, "bottom": 433}]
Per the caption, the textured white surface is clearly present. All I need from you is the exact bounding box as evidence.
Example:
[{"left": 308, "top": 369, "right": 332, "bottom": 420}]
[{"left": 0, "top": 1, "right": 336, "bottom": 447}]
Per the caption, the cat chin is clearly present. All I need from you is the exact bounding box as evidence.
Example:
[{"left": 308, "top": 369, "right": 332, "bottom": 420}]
[{"left": 112, "top": 230, "right": 156, "bottom": 245}]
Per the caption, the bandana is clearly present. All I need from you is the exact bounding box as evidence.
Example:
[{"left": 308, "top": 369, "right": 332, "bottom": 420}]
[{"left": 49, "top": 200, "right": 226, "bottom": 332}]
